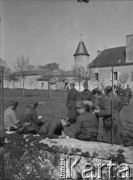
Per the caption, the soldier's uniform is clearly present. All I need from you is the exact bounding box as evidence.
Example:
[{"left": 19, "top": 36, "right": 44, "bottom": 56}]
[
  {"left": 115, "top": 87, "right": 125, "bottom": 103},
  {"left": 66, "top": 88, "right": 80, "bottom": 121},
  {"left": 18, "top": 103, "right": 42, "bottom": 134},
  {"left": 79, "top": 89, "right": 92, "bottom": 101},
  {"left": 38, "top": 119, "right": 64, "bottom": 139},
  {"left": 74, "top": 111, "right": 98, "bottom": 141},
  {"left": 124, "top": 86, "right": 132, "bottom": 104},
  {"left": 98, "top": 94, "right": 123, "bottom": 145}
]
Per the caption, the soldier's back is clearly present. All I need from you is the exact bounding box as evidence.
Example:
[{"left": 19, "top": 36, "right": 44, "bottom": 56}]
[{"left": 80, "top": 89, "right": 92, "bottom": 101}]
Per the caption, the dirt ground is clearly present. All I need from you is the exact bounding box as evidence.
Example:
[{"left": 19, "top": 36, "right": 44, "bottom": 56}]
[{"left": 3, "top": 88, "right": 133, "bottom": 139}]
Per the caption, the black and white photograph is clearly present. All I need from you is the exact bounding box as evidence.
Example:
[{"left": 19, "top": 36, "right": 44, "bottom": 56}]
[{"left": 0, "top": 0, "right": 133, "bottom": 179}]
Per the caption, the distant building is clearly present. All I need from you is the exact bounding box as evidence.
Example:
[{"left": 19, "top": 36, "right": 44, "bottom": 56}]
[
  {"left": 6, "top": 35, "right": 133, "bottom": 91},
  {"left": 74, "top": 40, "right": 90, "bottom": 72},
  {"left": 90, "top": 34, "right": 133, "bottom": 90}
]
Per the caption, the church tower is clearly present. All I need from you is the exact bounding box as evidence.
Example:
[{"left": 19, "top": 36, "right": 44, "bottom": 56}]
[{"left": 74, "top": 35, "right": 90, "bottom": 72}]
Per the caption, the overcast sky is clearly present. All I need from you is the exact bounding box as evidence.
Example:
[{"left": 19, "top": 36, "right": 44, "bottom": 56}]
[{"left": 0, "top": 0, "right": 133, "bottom": 70}]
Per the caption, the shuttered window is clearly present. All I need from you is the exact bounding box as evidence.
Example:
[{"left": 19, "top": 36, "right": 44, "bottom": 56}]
[
  {"left": 94, "top": 73, "right": 99, "bottom": 80},
  {"left": 114, "top": 72, "right": 118, "bottom": 80}
]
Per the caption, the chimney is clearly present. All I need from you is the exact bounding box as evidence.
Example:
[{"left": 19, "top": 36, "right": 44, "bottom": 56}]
[
  {"left": 97, "top": 50, "right": 102, "bottom": 56},
  {"left": 126, "top": 34, "right": 133, "bottom": 62}
]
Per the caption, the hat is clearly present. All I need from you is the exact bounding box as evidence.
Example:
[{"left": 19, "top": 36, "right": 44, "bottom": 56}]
[
  {"left": 83, "top": 100, "right": 94, "bottom": 107},
  {"left": 76, "top": 101, "right": 85, "bottom": 109},
  {"left": 92, "top": 88, "right": 101, "bottom": 95},
  {"left": 104, "top": 86, "right": 112, "bottom": 94}
]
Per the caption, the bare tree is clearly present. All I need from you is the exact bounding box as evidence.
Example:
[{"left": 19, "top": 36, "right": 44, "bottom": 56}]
[
  {"left": 73, "top": 65, "right": 93, "bottom": 91},
  {"left": 6, "top": 72, "right": 19, "bottom": 88},
  {"left": 57, "top": 70, "right": 68, "bottom": 90},
  {"left": 96, "top": 77, "right": 105, "bottom": 93},
  {"left": 119, "top": 73, "right": 129, "bottom": 89},
  {"left": 0, "top": 59, "right": 8, "bottom": 67},
  {"left": 0, "top": 59, "right": 14, "bottom": 88},
  {"left": 38, "top": 62, "right": 59, "bottom": 71},
  {"left": 38, "top": 62, "right": 60, "bottom": 102},
  {"left": 14, "top": 55, "right": 30, "bottom": 97}
]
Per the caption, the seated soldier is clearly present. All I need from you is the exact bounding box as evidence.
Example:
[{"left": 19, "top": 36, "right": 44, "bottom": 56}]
[
  {"left": 4, "top": 100, "right": 19, "bottom": 131},
  {"left": 38, "top": 118, "right": 70, "bottom": 139},
  {"left": 83, "top": 100, "right": 96, "bottom": 112},
  {"left": 17, "top": 102, "right": 43, "bottom": 134},
  {"left": 74, "top": 101, "right": 98, "bottom": 141}
]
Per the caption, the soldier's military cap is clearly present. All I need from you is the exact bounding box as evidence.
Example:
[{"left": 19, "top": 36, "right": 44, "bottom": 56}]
[{"left": 104, "top": 86, "right": 112, "bottom": 94}]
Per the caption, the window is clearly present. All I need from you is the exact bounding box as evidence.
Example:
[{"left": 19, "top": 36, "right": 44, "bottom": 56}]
[
  {"left": 113, "top": 72, "right": 118, "bottom": 80},
  {"left": 94, "top": 73, "right": 99, "bottom": 81}
]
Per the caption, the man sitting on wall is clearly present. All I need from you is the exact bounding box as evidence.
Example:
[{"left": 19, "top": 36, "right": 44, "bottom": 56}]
[
  {"left": 38, "top": 117, "right": 70, "bottom": 139},
  {"left": 4, "top": 100, "right": 19, "bottom": 131},
  {"left": 17, "top": 102, "right": 44, "bottom": 134},
  {"left": 74, "top": 101, "right": 98, "bottom": 141}
]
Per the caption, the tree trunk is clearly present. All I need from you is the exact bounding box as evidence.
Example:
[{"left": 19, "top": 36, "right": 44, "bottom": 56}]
[
  {"left": 79, "top": 80, "right": 81, "bottom": 92},
  {"left": 7, "top": 81, "right": 10, "bottom": 88},
  {"left": 12, "top": 81, "right": 15, "bottom": 89},
  {"left": 20, "top": 79, "right": 21, "bottom": 88},
  {"left": 12, "top": 81, "right": 14, "bottom": 89},
  {"left": 47, "top": 81, "right": 50, "bottom": 101}
]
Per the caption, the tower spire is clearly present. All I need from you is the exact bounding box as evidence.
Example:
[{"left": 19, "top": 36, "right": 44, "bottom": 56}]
[{"left": 80, "top": 33, "right": 83, "bottom": 41}]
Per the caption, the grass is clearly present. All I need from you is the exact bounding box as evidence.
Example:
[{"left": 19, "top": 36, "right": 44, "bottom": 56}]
[{"left": 2, "top": 88, "right": 133, "bottom": 139}]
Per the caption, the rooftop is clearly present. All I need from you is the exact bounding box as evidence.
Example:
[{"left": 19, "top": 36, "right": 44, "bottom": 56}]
[
  {"left": 74, "top": 41, "right": 89, "bottom": 56},
  {"left": 90, "top": 46, "right": 133, "bottom": 68}
]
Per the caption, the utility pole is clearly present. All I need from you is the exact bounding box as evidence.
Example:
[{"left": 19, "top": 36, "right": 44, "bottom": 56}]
[
  {"left": 0, "top": 18, "right": 4, "bottom": 146},
  {"left": 0, "top": 17, "right": 5, "bottom": 180},
  {"left": 111, "top": 62, "right": 114, "bottom": 146}
]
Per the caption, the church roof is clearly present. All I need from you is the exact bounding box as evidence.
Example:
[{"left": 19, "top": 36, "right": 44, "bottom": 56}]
[
  {"left": 74, "top": 41, "right": 89, "bottom": 56},
  {"left": 90, "top": 46, "right": 133, "bottom": 68}
]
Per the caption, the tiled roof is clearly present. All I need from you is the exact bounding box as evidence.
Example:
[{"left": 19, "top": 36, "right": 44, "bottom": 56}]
[
  {"left": 74, "top": 41, "right": 89, "bottom": 56},
  {"left": 13, "top": 69, "right": 77, "bottom": 79},
  {"left": 90, "top": 46, "right": 133, "bottom": 68}
]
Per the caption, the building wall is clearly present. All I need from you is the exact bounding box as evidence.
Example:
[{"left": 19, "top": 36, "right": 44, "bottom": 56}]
[
  {"left": 91, "top": 65, "right": 133, "bottom": 91},
  {"left": 4, "top": 75, "right": 48, "bottom": 90}
]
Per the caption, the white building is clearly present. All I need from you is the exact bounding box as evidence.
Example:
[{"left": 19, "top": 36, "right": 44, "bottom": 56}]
[{"left": 90, "top": 34, "right": 133, "bottom": 91}]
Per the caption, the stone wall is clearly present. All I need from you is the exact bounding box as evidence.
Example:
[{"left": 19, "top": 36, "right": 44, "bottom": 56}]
[{"left": 0, "top": 133, "right": 133, "bottom": 180}]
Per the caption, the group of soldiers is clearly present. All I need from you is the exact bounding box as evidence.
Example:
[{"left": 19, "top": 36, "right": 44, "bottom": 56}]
[
  {"left": 66, "top": 82, "right": 132, "bottom": 145},
  {"left": 115, "top": 84, "right": 132, "bottom": 104},
  {"left": 4, "top": 101, "right": 70, "bottom": 139},
  {"left": 3, "top": 82, "right": 132, "bottom": 146}
]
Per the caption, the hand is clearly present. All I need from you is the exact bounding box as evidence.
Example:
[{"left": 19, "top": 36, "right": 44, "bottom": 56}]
[
  {"left": 12, "top": 124, "right": 18, "bottom": 129},
  {"left": 23, "top": 122, "right": 31, "bottom": 126},
  {"left": 38, "top": 102, "right": 46, "bottom": 106},
  {"left": 93, "top": 110, "right": 100, "bottom": 114},
  {"left": 59, "top": 134, "right": 66, "bottom": 139},
  {"left": 38, "top": 116, "right": 43, "bottom": 120}
]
